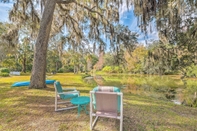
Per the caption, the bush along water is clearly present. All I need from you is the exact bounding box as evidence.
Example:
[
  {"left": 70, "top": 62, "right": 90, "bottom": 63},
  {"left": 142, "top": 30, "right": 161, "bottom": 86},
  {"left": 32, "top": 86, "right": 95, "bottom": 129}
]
[
  {"left": 182, "top": 80, "right": 197, "bottom": 107},
  {"left": 0, "top": 68, "right": 10, "bottom": 77}
]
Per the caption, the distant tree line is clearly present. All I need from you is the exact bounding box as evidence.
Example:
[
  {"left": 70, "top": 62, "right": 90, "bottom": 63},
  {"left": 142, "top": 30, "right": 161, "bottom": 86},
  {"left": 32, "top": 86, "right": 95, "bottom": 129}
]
[{"left": 1, "top": 20, "right": 197, "bottom": 78}]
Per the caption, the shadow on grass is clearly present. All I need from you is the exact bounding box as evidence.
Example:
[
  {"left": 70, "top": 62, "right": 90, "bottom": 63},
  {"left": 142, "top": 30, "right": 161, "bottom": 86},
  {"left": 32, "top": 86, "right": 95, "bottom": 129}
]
[
  {"left": 0, "top": 83, "right": 13, "bottom": 86},
  {"left": 1, "top": 84, "right": 197, "bottom": 131},
  {"left": 44, "top": 84, "right": 93, "bottom": 94}
]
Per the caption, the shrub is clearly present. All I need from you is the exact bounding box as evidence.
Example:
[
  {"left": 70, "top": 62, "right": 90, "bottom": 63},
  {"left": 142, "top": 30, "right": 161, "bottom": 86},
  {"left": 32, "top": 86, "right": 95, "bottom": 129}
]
[
  {"left": 64, "top": 66, "right": 74, "bottom": 73},
  {"left": 81, "top": 73, "right": 91, "bottom": 79},
  {"left": 186, "top": 64, "right": 197, "bottom": 77},
  {"left": 0, "top": 73, "right": 9, "bottom": 77},
  {"left": 20, "top": 72, "right": 31, "bottom": 76},
  {"left": 102, "top": 66, "right": 113, "bottom": 73},
  {"left": 0, "top": 68, "right": 10, "bottom": 73},
  {"left": 58, "top": 68, "right": 64, "bottom": 73},
  {"left": 102, "top": 66, "right": 123, "bottom": 73},
  {"left": 113, "top": 66, "right": 123, "bottom": 73},
  {"left": 182, "top": 80, "right": 197, "bottom": 107},
  {"left": 164, "top": 70, "right": 174, "bottom": 75}
]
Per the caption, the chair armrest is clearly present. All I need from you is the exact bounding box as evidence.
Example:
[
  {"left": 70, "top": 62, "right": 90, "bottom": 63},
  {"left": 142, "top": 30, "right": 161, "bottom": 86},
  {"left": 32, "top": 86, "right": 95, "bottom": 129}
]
[
  {"left": 58, "top": 90, "right": 79, "bottom": 95},
  {"left": 62, "top": 87, "right": 76, "bottom": 91}
]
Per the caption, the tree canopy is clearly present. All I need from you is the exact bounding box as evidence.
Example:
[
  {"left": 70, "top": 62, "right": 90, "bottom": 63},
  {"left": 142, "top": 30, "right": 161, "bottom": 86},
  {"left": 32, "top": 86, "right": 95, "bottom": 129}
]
[{"left": 1, "top": 0, "right": 197, "bottom": 88}]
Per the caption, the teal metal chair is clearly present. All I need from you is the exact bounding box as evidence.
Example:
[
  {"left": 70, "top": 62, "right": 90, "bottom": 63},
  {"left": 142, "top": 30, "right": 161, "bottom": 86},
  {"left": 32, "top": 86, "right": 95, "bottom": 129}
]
[{"left": 54, "top": 81, "right": 80, "bottom": 111}]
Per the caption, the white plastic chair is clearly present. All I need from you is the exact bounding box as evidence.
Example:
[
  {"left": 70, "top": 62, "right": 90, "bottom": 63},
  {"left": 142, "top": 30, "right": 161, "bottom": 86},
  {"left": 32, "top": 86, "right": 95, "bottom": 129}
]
[{"left": 90, "top": 86, "right": 123, "bottom": 131}]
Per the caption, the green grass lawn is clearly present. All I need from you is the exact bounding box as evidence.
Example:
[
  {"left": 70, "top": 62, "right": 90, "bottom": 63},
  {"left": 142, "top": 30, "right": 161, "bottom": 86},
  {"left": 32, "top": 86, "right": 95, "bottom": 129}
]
[{"left": 0, "top": 73, "right": 197, "bottom": 131}]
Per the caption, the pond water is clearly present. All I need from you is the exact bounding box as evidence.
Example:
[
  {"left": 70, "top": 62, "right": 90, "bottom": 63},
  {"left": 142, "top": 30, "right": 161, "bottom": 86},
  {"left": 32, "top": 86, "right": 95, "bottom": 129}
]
[{"left": 91, "top": 74, "right": 197, "bottom": 107}]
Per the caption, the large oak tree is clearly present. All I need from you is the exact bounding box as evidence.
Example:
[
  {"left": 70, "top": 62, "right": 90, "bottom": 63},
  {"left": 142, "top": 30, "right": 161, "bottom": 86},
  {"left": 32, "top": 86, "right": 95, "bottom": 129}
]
[
  {"left": 3, "top": 0, "right": 196, "bottom": 88},
  {"left": 6, "top": 0, "right": 135, "bottom": 88}
]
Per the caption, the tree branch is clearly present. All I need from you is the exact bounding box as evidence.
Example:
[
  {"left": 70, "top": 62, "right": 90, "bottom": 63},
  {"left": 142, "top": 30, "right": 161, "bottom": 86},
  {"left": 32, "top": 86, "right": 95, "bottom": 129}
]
[
  {"left": 57, "top": 0, "right": 75, "bottom": 4},
  {"left": 67, "top": 14, "right": 81, "bottom": 38},
  {"left": 73, "top": 1, "right": 103, "bottom": 18}
]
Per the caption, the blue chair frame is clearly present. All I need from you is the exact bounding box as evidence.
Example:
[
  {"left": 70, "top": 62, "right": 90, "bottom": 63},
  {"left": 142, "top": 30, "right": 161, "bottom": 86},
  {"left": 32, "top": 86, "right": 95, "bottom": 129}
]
[{"left": 54, "top": 81, "right": 80, "bottom": 111}]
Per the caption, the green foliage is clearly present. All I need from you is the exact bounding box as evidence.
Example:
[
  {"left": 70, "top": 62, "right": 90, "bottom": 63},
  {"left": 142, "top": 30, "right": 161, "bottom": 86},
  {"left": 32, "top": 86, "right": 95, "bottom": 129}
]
[
  {"left": 164, "top": 70, "right": 175, "bottom": 75},
  {"left": 17, "top": 37, "right": 34, "bottom": 73},
  {"left": 102, "top": 66, "right": 113, "bottom": 73},
  {"left": 183, "top": 80, "right": 197, "bottom": 107},
  {"left": 125, "top": 75, "right": 179, "bottom": 91},
  {"left": 63, "top": 66, "right": 74, "bottom": 73},
  {"left": 0, "top": 68, "right": 10, "bottom": 73},
  {"left": 81, "top": 73, "right": 91, "bottom": 79},
  {"left": 47, "top": 50, "right": 62, "bottom": 73},
  {"left": 0, "top": 73, "right": 9, "bottom": 77},
  {"left": 102, "top": 66, "right": 123, "bottom": 73},
  {"left": 57, "top": 68, "right": 64, "bottom": 73},
  {"left": 88, "top": 54, "right": 98, "bottom": 68},
  {"left": 1, "top": 56, "right": 16, "bottom": 70},
  {"left": 113, "top": 66, "right": 123, "bottom": 73},
  {"left": 20, "top": 72, "right": 31, "bottom": 76},
  {"left": 104, "top": 53, "right": 115, "bottom": 66},
  {"left": 125, "top": 45, "right": 147, "bottom": 74},
  {"left": 144, "top": 42, "right": 182, "bottom": 75},
  {"left": 104, "top": 25, "right": 137, "bottom": 67},
  {"left": 186, "top": 64, "right": 197, "bottom": 77},
  {"left": 54, "top": 66, "right": 75, "bottom": 73},
  {"left": 0, "top": 35, "right": 34, "bottom": 73}
]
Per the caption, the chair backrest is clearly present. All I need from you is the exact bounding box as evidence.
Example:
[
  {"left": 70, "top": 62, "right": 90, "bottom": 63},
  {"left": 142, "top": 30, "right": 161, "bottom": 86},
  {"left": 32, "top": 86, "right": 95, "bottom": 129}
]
[
  {"left": 54, "top": 81, "right": 64, "bottom": 99},
  {"left": 95, "top": 92, "right": 118, "bottom": 115},
  {"left": 92, "top": 86, "right": 121, "bottom": 113}
]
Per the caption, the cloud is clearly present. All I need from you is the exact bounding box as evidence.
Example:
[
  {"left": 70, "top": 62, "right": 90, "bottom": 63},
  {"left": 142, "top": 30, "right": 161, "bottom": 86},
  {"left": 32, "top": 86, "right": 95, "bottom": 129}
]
[
  {"left": 119, "top": 0, "right": 134, "bottom": 16},
  {"left": 0, "top": 2, "right": 13, "bottom": 22},
  {"left": 118, "top": 0, "right": 159, "bottom": 44},
  {"left": 120, "top": 8, "right": 159, "bottom": 45}
]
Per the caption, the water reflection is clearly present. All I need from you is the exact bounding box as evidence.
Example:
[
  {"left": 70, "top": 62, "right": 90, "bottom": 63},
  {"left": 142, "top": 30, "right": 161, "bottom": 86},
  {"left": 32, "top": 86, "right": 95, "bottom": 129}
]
[
  {"left": 92, "top": 74, "right": 197, "bottom": 107},
  {"left": 171, "top": 100, "right": 181, "bottom": 105}
]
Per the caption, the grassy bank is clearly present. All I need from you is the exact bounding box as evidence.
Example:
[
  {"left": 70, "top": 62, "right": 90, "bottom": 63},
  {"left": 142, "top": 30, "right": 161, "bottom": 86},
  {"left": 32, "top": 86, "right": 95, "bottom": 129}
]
[{"left": 0, "top": 73, "right": 197, "bottom": 131}]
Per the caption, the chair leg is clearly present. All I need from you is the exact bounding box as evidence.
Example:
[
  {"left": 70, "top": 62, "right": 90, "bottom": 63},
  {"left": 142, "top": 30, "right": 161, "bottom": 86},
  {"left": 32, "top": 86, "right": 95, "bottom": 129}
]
[
  {"left": 90, "top": 92, "right": 93, "bottom": 130},
  {"left": 55, "top": 97, "right": 78, "bottom": 112},
  {"left": 92, "top": 116, "right": 99, "bottom": 129},
  {"left": 120, "top": 118, "right": 123, "bottom": 131},
  {"left": 55, "top": 95, "right": 58, "bottom": 111},
  {"left": 90, "top": 115, "right": 99, "bottom": 130},
  {"left": 90, "top": 114, "right": 92, "bottom": 130}
]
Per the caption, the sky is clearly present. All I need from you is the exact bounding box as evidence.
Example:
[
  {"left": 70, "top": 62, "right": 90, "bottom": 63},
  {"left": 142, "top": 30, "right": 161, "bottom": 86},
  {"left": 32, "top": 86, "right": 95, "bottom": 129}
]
[
  {"left": 0, "top": 2, "right": 158, "bottom": 45},
  {"left": 119, "top": 4, "right": 159, "bottom": 44},
  {"left": 0, "top": 2, "right": 13, "bottom": 22},
  {"left": 120, "top": 12, "right": 158, "bottom": 44}
]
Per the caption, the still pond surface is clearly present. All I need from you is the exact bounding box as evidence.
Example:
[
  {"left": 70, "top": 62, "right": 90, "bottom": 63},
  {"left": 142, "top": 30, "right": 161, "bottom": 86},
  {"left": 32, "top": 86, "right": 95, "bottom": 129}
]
[{"left": 92, "top": 74, "right": 197, "bottom": 107}]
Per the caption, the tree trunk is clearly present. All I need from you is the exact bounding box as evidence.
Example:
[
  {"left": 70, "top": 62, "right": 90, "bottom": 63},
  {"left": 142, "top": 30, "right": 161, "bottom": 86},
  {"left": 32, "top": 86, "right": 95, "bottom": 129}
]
[
  {"left": 87, "top": 58, "right": 92, "bottom": 72},
  {"left": 29, "top": 0, "right": 56, "bottom": 89},
  {"left": 74, "top": 65, "right": 76, "bottom": 74},
  {"left": 22, "top": 57, "right": 26, "bottom": 73}
]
